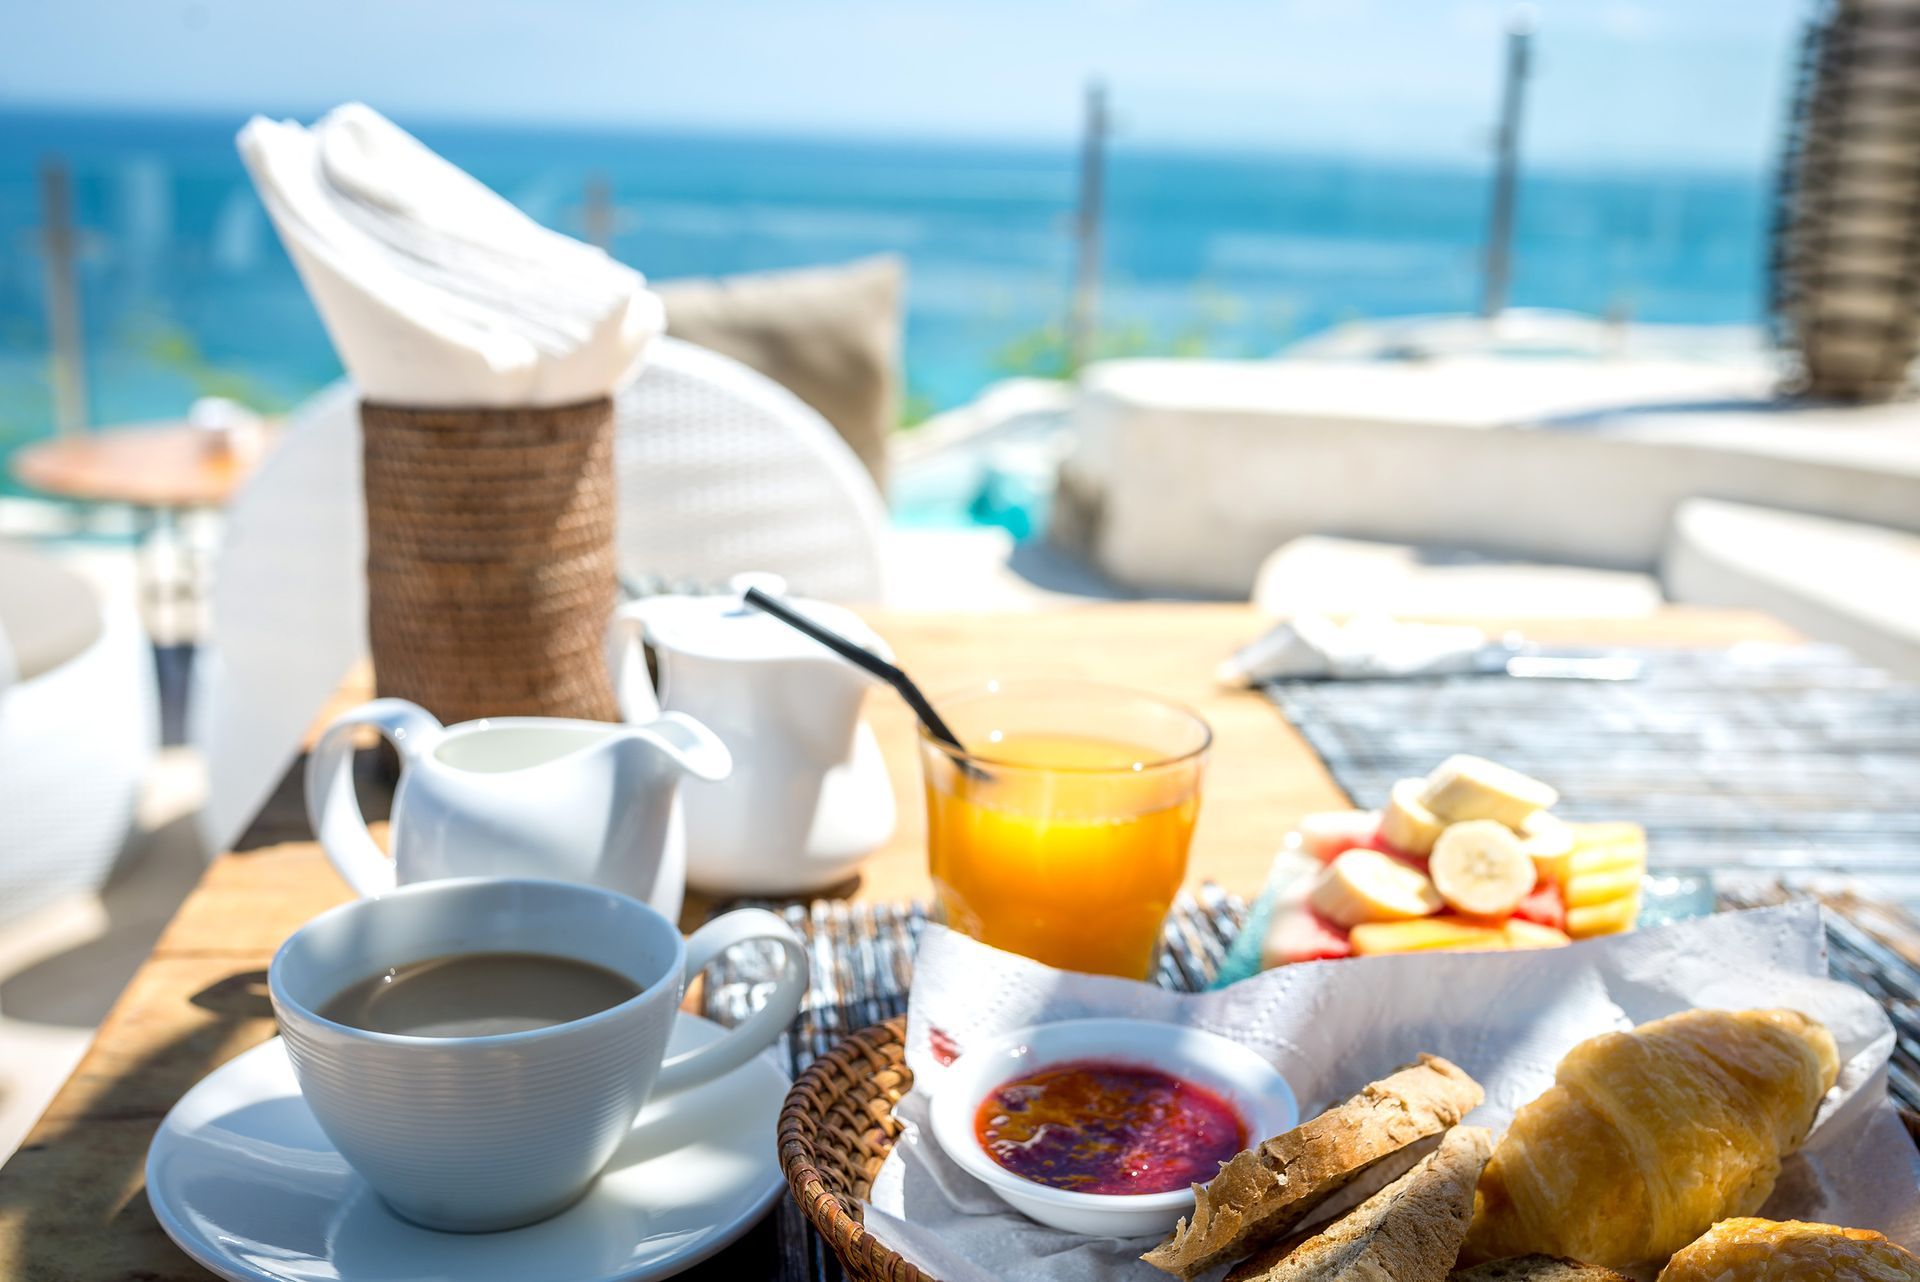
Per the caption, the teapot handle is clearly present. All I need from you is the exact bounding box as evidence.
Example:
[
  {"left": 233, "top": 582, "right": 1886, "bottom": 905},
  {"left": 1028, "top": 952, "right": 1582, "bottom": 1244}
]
[
  {"left": 607, "top": 600, "right": 663, "bottom": 722},
  {"left": 303, "top": 698, "right": 442, "bottom": 898}
]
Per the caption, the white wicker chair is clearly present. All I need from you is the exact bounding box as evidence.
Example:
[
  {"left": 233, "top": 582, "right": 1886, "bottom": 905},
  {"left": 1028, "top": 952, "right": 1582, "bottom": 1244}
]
[
  {"left": 613, "top": 337, "right": 888, "bottom": 602},
  {"left": 0, "top": 546, "right": 158, "bottom": 925},
  {"left": 191, "top": 381, "right": 366, "bottom": 856},
  {"left": 193, "top": 339, "right": 887, "bottom": 854}
]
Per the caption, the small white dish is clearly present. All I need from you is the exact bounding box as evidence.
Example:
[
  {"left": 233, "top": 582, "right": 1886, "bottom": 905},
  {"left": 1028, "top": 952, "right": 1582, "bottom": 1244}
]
[
  {"left": 927, "top": 1018, "right": 1297, "bottom": 1237},
  {"left": 146, "top": 1019, "right": 787, "bottom": 1282}
]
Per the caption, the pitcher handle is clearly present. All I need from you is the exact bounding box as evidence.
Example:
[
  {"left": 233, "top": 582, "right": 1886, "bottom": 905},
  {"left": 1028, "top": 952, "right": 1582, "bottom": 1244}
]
[
  {"left": 653, "top": 909, "right": 807, "bottom": 1097},
  {"left": 304, "top": 698, "right": 442, "bottom": 898},
  {"left": 607, "top": 600, "right": 662, "bottom": 722}
]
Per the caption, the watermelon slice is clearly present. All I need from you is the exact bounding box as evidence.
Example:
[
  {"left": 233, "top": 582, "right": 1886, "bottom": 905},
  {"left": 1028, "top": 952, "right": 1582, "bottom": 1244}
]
[
  {"left": 1512, "top": 879, "right": 1567, "bottom": 932},
  {"left": 1261, "top": 906, "right": 1354, "bottom": 968}
]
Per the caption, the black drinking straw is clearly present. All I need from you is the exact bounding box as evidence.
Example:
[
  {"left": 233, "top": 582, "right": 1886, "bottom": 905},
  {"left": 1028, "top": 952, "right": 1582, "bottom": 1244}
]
[{"left": 741, "top": 586, "right": 974, "bottom": 762}]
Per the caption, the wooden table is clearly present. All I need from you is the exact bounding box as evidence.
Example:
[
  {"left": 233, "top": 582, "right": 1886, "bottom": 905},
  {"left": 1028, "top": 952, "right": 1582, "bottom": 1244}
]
[
  {"left": 10, "top": 422, "right": 273, "bottom": 510},
  {"left": 12, "top": 421, "right": 278, "bottom": 740},
  {"left": 0, "top": 603, "right": 1796, "bottom": 1281}
]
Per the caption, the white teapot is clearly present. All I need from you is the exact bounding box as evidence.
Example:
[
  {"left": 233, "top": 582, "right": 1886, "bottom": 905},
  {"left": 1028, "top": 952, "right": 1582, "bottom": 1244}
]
[
  {"left": 608, "top": 575, "right": 895, "bottom": 895},
  {"left": 305, "top": 698, "right": 731, "bottom": 921}
]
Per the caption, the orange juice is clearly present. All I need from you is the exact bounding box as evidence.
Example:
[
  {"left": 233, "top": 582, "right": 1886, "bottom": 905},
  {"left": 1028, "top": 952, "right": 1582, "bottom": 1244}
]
[{"left": 925, "top": 732, "right": 1202, "bottom": 979}]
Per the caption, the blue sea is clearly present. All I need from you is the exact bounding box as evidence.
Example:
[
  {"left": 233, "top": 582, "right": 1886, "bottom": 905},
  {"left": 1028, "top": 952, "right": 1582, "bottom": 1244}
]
[{"left": 0, "top": 107, "right": 1772, "bottom": 471}]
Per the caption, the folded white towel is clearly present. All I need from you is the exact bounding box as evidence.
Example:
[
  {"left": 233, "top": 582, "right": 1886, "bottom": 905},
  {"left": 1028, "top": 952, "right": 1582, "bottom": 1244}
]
[
  {"left": 1217, "top": 613, "right": 1488, "bottom": 683},
  {"left": 238, "top": 104, "right": 663, "bottom": 406}
]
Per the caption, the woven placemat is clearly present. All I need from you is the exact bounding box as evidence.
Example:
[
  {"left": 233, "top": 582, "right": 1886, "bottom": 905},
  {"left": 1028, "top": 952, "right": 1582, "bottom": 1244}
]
[
  {"left": 1263, "top": 643, "right": 1920, "bottom": 904},
  {"left": 702, "top": 887, "right": 1247, "bottom": 1076}
]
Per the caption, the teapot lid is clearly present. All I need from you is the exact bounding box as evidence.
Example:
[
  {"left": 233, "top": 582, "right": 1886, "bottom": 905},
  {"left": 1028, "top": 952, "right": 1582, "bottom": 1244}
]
[{"left": 638, "top": 573, "right": 891, "bottom": 663}]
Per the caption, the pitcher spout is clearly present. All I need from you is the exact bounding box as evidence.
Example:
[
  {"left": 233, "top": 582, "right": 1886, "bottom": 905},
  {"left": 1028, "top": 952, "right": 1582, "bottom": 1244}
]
[{"left": 623, "top": 711, "right": 733, "bottom": 783}]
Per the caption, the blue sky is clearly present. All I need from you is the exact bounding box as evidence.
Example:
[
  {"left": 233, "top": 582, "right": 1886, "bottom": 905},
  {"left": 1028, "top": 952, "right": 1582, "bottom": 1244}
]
[{"left": 4, "top": 0, "right": 1802, "bottom": 170}]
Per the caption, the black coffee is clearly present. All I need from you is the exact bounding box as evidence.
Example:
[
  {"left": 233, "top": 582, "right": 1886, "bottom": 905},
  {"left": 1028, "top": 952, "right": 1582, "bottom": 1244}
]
[{"left": 318, "top": 951, "right": 641, "bottom": 1037}]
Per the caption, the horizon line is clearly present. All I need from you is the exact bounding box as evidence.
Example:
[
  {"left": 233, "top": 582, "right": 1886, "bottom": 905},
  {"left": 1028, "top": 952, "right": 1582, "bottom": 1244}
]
[{"left": 0, "top": 96, "right": 1776, "bottom": 183}]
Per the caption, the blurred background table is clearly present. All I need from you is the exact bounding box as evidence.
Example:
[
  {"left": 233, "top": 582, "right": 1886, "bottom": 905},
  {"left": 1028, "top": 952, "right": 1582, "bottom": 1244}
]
[
  {"left": 0, "top": 602, "right": 1801, "bottom": 1281},
  {"left": 9, "top": 420, "right": 276, "bottom": 744},
  {"left": 10, "top": 422, "right": 271, "bottom": 512}
]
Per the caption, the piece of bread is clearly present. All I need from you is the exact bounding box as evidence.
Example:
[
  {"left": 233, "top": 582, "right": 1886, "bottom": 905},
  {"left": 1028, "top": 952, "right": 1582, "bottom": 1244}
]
[
  {"left": 1224, "top": 1125, "right": 1492, "bottom": 1282},
  {"left": 1453, "top": 1256, "right": 1632, "bottom": 1281},
  {"left": 1142, "top": 1055, "right": 1485, "bottom": 1279},
  {"left": 1656, "top": 1217, "right": 1920, "bottom": 1281},
  {"left": 1463, "top": 1009, "right": 1840, "bottom": 1270}
]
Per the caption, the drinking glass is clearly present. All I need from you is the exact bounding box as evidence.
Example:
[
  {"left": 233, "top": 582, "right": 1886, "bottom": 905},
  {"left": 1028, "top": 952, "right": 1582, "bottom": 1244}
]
[{"left": 918, "top": 681, "right": 1212, "bottom": 980}]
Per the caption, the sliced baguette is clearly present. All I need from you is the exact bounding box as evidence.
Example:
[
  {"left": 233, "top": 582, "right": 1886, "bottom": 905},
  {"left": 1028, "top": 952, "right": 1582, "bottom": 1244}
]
[
  {"left": 1142, "top": 1055, "right": 1485, "bottom": 1280},
  {"left": 1453, "top": 1257, "right": 1633, "bottom": 1282},
  {"left": 1224, "top": 1125, "right": 1492, "bottom": 1282}
]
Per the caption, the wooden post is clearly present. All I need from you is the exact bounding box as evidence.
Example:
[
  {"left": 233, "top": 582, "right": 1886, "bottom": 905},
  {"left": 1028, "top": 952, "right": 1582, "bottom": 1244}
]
[
  {"left": 582, "top": 173, "right": 614, "bottom": 252},
  {"left": 1480, "top": 8, "right": 1534, "bottom": 319},
  {"left": 40, "top": 160, "right": 90, "bottom": 435},
  {"left": 1068, "top": 81, "right": 1109, "bottom": 372}
]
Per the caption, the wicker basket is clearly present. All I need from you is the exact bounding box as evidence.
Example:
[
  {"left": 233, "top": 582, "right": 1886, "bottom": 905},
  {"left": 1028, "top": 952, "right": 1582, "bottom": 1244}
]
[
  {"left": 779, "top": 1016, "right": 936, "bottom": 1282},
  {"left": 780, "top": 1017, "right": 1920, "bottom": 1282},
  {"left": 360, "top": 397, "right": 620, "bottom": 726}
]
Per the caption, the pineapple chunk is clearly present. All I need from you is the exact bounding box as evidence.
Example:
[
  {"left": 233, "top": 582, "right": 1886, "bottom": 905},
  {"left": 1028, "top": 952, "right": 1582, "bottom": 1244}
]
[
  {"left": 1503, "top": 918, "right": 1572, "bottom": 950},
  {"left": 1535, "top": 822, "right": 1648, "bottom": 886},
  {"left": 1566, "top": 893, "right": 1642, "bottom": 939},
  {"left": 1350, "top": 915, "right": 1509, "bottom": 956},
  {"left": 1565, "top": 863, "right": 1644, "bottom": 908}
]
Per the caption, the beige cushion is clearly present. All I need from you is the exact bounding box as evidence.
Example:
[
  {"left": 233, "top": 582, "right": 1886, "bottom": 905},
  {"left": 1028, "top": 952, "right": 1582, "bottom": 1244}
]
[
  {"left": 655, "top": 255, "right": 902, "bottom": 492},
  {"left": 0, "top": 544, "right": 103, "bottom": 682}
]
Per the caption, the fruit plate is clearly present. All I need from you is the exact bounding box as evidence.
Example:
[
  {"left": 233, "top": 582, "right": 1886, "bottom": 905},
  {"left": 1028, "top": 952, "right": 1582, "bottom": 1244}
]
[{"left": 1209, "top": 832, "right": 1719, "bottom": 990}]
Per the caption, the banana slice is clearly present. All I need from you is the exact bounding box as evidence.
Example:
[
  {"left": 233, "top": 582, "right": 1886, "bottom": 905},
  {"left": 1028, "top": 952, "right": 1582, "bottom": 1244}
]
[
  {"left": 1419, "top": 755, "right": 1559, "bottom": 828},
  {"left": 1297, "top": 809, "right": 1382, "bottom": 864},
  {"left": 1519, "top": 811, "right": 1577, "bottom": 882},
  {"left": 1429, "top": 820, "right": 1537, "bottom": 918},
  {"left": 1566, "top": 892, "right": 1642, "bottom": 938},
  {"left": 1378, "top": 778, "right": 1446, "bottom": 856},
  {"left": 1308, "top": 848, "right": 1443, "bottom": 928}
]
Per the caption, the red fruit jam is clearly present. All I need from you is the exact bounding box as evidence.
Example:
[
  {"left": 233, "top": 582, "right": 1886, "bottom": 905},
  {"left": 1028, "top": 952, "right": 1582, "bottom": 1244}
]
[{"left": 974, "top": 1058, "right": 1247, "bottom": 1195}]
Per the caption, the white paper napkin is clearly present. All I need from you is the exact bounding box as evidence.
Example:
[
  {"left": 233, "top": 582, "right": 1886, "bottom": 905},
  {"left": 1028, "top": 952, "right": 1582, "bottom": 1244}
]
[
  {"left": 1217, "top": 613, "right": 1488, "bottom": 684},
  {"left": 237, "top": 104, "right": 663, "bottom": 406},
  {"left": 865, "top": 905, "right": 1920, "bottom": 1282}
]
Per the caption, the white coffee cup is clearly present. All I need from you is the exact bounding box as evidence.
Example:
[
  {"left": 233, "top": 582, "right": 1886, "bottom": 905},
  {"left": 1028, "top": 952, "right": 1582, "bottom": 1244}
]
[{"left": 268, "top": 876, "right": 806, "bottom": 1232}]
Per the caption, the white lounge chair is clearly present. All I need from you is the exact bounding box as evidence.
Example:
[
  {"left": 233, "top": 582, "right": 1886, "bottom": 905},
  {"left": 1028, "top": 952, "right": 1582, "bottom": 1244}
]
[
  {"left": 193, "top": 338, "right": 887, "bottom": 855},
  {"left": 0, "top": 544, "right": 157, "bottom": 924}
]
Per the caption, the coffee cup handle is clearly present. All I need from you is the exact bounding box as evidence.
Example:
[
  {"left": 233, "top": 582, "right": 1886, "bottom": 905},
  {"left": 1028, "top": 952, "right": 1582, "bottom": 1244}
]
[{"left": 653, "top": 909, "right": 807, "bottom": 1097}]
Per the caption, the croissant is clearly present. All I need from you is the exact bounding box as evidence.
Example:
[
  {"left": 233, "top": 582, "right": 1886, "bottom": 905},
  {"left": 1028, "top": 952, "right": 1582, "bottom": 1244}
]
[
  {"left": 1464, "top": 1008, "right": 1839, "bottom": 1270},
  {"left": 1657, "top": 1217, "right": 1920, "bottom": 1281}
]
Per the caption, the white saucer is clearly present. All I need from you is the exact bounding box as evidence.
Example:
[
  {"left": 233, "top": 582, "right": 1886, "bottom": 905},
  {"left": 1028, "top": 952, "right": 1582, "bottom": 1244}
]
[{"left": 146, "top": 1016, "right": 790, "bottom": 1282}]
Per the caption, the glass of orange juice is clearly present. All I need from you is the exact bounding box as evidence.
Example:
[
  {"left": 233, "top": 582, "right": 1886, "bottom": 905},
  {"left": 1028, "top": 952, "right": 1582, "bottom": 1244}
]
[{"left": 919, "top": 681, "right": 1212, "bottom": 980}]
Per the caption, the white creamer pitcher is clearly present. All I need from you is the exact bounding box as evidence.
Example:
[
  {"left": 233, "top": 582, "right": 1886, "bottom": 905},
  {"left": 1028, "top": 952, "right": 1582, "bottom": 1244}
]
[
  {"left": 608, "top": 576, "right": 894, "bottom": 895},
  {"left": 305, "top": 698, "right": 731, "bottom": 921}
]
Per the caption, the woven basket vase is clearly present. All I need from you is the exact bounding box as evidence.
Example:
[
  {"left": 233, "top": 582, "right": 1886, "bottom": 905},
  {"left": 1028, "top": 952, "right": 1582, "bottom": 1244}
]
[
  {"left": 360, "top": 398, "right": 620, "bottom": 726},
  {"left": 779, "top": 1017, "right": 1920, "bottom": 1282},
  {"left": 1772, "top": 0, "right": 1920, "bottom": 399}
]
